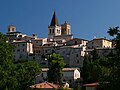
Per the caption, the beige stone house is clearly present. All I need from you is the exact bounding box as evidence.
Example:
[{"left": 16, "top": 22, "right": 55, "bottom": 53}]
[{"left": 87, "top": 38, "right": 112, "bottom": 49}]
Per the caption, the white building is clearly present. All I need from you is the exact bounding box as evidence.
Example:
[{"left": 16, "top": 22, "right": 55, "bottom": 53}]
[
  {"left": 12, "top": 40, "right": 33, "bottom": 61},
  {"left": 87, "top": 38, "right": 112, "bottom": 49},
  {"left": 31, "top": 38, "right": 48, "bottom": 46},
  {"left": 35, "top": 68, "right": 80, "bottom": 87}
]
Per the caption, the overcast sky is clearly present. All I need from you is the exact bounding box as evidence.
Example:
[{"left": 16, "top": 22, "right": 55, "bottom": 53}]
[{"left": 0, "top": 0, "right": 120, "bottom": 40}]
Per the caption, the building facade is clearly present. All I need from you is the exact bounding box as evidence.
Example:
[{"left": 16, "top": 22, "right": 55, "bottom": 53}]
[
  {"left": 35, "top": 68, "right": 80, "bottom": 87},
  {"left": 87, "top": 38, "right": 112, "bottom": 49}
]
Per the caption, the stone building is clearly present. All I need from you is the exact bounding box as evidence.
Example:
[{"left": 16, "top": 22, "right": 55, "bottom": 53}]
[
  {"left": 35, "top": 68, "right": 80, "bottom": 87},
  {"left": 85, "top": 38, "right": 114, "bottom": 59},
  {"left": 11, "top": 40, "right": 33, "bottom": 61},
  {"left": 87, "top": 38, "right": 112, "bottom": 49}
]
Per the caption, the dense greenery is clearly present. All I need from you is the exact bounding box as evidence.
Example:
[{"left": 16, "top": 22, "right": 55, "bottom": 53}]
[
  {"left": 82, "top": 50, "right": 100, "bottom": 84},
  {"left": 47, "top": 53, "right": 65, "bottom": 85},
  {"left": 0, "top": 32, "right": 41, "bottom": 90},
  {"left": 82, "top": 27, "right": 120, "bottom": 90},
  {"left": 15, "top": 60, "right": 41, "bottom": 90},
  {"left": 0, "top": 32, "right": 17, "bottom": 90},
  {"left": 98, "top": 27, "right": 120, "bottom": 90}
]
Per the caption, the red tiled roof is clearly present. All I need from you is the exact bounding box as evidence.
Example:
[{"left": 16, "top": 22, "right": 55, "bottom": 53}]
[
  {"left": 30, "top": 82, "right": 60, "bottom": 89},
  {"left": 83, "top": 82, "right": 99, "bottom": 87}
]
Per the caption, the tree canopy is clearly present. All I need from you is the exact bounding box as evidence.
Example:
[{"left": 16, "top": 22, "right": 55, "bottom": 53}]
[
  {"left": 0, "top": 32, "right": 41, "bottom": 90},
  {"left": 47, "top": 53, "right": 65, "bottom": 85},
  {"left": 82, "top": 27, "right": 120, "bottom": 90},
  {"left": 98, "top": 27, "right": 120, "bottom": 90}
]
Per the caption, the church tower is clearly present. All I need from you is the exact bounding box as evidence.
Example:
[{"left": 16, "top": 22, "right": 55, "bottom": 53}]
[
  {"left": 48, "top": 11, "right": 61, "bottom": 39},
  {"left": 61, "top": 21, "right": 71, "bottom": 35}
]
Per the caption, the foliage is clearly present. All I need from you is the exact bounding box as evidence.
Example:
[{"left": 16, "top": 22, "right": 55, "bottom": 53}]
[
  {"left": 80, "top": 27, "right": 120, "bottom": 89},
  {"left": 0, "top": 32, "right": 17, "bottom": 90},
  {"left": 0, "top": 32, "right": 41, "bottom": 90},
  {"left": 98, "top": 27, "right": 120, "bottom": 90},
  {"left": 15, "top": 60, "right": 41, "bottom": 90},
  {"left": 82, "top": 50, "right": 100, "bottom": 84},
  {"left": 47, "top": 53, "right": 65, "bottom": 85}
]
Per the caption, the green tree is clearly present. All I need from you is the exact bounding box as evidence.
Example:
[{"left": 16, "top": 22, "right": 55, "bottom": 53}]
[
  {"left": 15, "top": 60, "right": 41, "bottom": 90},
  {"left": 0, "top": 32, "right": 17, "bottom": 90},
  {"left": 98, "top": 27, "right": 120, "bottom": 90},
  {"left": 0, "top": 32, "right": 41, "bottom": 90},
  {"left": 47, "top": 53, "right": 65, "bottom": 85},
  {"left": 82, "top": 49, "right": 100, "bottom": 84},
  {"left": 92, "top": 48, "right": 99, "bottom": 61}
]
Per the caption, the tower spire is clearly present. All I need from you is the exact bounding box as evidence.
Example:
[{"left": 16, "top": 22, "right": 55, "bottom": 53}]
[{"left": 50, "top": 11, "right": 59, "bottom": 26}]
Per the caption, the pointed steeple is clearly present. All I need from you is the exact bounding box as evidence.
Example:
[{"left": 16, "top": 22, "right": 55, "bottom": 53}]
[{"left": 50, "top": 11, "right": 59, "bottom": 26}]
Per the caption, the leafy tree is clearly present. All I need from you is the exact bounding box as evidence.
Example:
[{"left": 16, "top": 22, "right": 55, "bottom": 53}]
[
  {"left": 92, "top": 48, "right": 99, "bottom": 61},
  {"left": 98, "top": 27, "right": 120, "bottom": 90},
  {"left": 82, "top": 49, "right": 100, "bottom": 84},
  {"left": 0, "top": 32, "right": 41, "bottom": 90},
  {"left": 0, "top": 32, "right": 17, "bottom": 90},
  {"left": 15, "top": 60, "right": 41, "bottom": 90},
  {"left": 47, "top": 53, "right": 65, "bottom": 85}
]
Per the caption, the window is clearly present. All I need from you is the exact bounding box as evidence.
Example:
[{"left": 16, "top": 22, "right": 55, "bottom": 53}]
[
  {"left": 33, "top": 57, "right": 35, "bottom": 59},
  {"left": 33, "top": 50, "right": 35, "bottom": 53},
  {"left": 36, "top": 50, "right": 38, "bottom": 53},
  {"left": 12, "top": 28, "right": 14, "bottom": 31},
  {"left": 8, "top": 29, "right": 10, "bottom": 32},
  {"left": 45, "top": 50, "right": 47, "bottom": 53},
  {"left": 17, "top": 49, "right": 20, "bottom": 52},
  {"left": 50, "top": 29, "right": 51, "bottom": 34},
  {"left": 52, "top": 29, "right": 54, "bottom": 33},
  {"left": 18, "top": 44, "right": 20, "bottom": 46},
  {"left": 58, "top": 30, "right": 60, "bottom": 34},
  {"left": 57, "top": 29, "right": 60, "bottom": 34},
  {"left": 75, "top": 41, "right": 77, "bottom": 45},
  {"left": 76, "top": 54, "right": 78, "bottom": 57},
  {"left": 77, "top": 60, "right": 79, "bottom": 63},
  {"left": 22, "top": 44, "right": 25, "bottom": 46},
  {"left": 23, "top": 49, "right": 24, "bottom": 52}
]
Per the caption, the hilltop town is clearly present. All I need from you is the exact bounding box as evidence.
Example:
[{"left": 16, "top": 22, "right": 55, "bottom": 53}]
[{"left": 5, "top": 11, "right": 115, "bottom": 90}]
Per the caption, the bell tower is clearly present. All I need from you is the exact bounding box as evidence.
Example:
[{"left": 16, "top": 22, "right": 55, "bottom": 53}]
[
  {"left": 48, "top": 11, "right": 61, "bottom": 39},
  {"left": 61, "top": 21, "right": 71, "bottom": 35}
]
